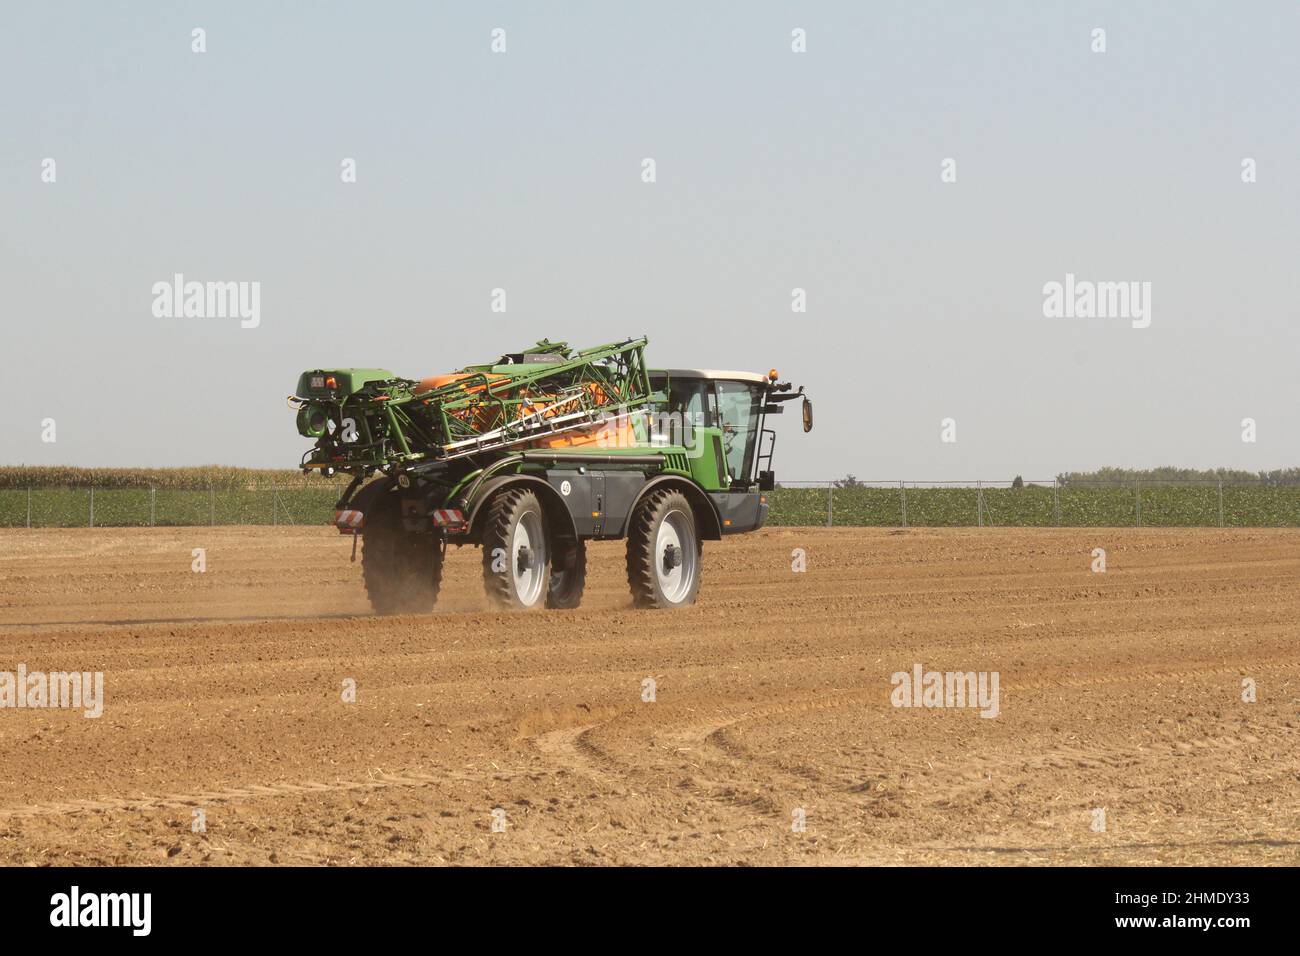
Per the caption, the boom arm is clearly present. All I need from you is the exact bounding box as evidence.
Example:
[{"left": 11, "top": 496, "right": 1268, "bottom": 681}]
[{"left": 290, "top": 337, "right": 654, "bottom": 473}]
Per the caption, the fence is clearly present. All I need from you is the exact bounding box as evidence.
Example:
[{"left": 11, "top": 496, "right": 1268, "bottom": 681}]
[
  {"left": 0, "top": 482, "right": 348, "bottom": 529},
  {"left": 3, "top": 479, "right": 1300, "bottom": 529},
  {"left": 766, "top": 479, "right": 1300, "bottom": 528}
]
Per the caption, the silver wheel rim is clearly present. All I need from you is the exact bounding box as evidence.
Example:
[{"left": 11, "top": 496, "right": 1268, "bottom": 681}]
[
  {"left": 655, "top": 509, "right": 696, "bottom": 604},
  {"left": 511, "top": 510, "right": 547, "bottom": 606}
]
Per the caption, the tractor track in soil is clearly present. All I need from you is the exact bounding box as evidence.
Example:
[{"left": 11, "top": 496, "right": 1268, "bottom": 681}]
[{"left": 1, "top": 524, "right": 1299, "bottom": 865}]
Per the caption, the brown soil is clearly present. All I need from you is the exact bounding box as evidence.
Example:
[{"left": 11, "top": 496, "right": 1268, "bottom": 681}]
[{"left": 1, "top": 525, "right": 1297, "bottom": 866}]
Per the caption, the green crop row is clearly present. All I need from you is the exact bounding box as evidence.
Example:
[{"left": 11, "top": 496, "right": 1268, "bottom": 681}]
[
  {"left": 3, "top": 483, "right": 1299, "bottom": 529},
  {"left": 765, "top": 484, "right": 1300, "bottom": 528},
  {"left": 0, "top": 487, "right": 344, "bottom": 528}
]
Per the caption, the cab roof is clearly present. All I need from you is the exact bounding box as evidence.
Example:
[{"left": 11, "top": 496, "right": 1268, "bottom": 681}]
[{"left": 651, "top": 368, "right": 769, "bottom": 385}]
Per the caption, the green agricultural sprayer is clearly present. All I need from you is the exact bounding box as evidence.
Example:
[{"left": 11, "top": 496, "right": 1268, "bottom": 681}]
[{"left": 289, "top": 337, "right": 812, "bottom": 612}]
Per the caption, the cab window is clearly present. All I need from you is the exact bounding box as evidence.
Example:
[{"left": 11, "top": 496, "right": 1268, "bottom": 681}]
[
  {"left": 714, "top": 381, "right": 762, "bottom": 486},
  {"left": 651, "top": 375, "right": 715, "bottom": 446}
]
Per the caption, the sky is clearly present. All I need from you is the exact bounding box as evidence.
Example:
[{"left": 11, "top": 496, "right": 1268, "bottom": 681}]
[{"left": 2, "top": 1, "right": 1297, "bottom": 481}]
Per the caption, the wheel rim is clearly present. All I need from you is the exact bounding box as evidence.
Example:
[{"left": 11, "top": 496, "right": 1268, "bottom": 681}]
[
  {"left": 655, "top": 509, "right": 696, "bottom": 604},
  {"left": 511, "top": 510, "right": 547, "bottom": 606}
]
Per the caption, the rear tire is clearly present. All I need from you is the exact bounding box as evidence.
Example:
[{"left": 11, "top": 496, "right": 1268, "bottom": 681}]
[
  {"left": 626, "top": 489, "right": 701, "bottom": 609},
  {"left": 546, "top": 538, "right": 587, "bottom": 609},
  {"left": 481, "top": 488, "right": 551, "bottom": 609},
  {"left": 361, "top": 490, "right": 442, "bottom": 614}
]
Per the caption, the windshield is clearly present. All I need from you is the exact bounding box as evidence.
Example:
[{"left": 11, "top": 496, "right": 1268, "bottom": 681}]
[{"left": 714, "top": 380, "right": 762, "bottom": 486}]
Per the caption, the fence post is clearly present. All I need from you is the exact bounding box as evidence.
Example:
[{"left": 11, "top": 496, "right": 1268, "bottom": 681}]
[
  {"left": 900, "top": 481, "right": 908, "bottom": 528},
  {"left": 1135, "top": 479, "right": 1142, "bottom": 527},
  {"left": 1217, "top": 481, "right": 1224, "bottom": 527},
  {"left": 26, "top": 487, "right": 31, "bottom": 529},
  {"left": 976, "top": 480, "right": 984, "bottom": 527},
  {"left": 89, "top": 485, "right": 94, "bottom": 528},
  {"left": 272, "top": 486, "right": 279, "bottom": 526},
  {"left": 209, "top": 487, "right": 215, "bottom": 526},
  {"left": 826, "top": 483, "right": 832, "bottom": 528},
  {"left": 1052, "top": 478, "right": 1060, "bottom": 526},
  {"left": 149, "top": 486, "right": 155, "bottom": 527}
]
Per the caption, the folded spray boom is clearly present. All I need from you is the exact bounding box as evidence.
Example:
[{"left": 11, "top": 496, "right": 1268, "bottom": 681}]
[{"left": 290, "top": 337, "right": 654, "bottom": 472}]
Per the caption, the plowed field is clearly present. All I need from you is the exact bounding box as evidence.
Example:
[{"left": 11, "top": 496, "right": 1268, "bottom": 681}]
[{"left": 2, "top": 526, "right": 1297, "bottom": 865}]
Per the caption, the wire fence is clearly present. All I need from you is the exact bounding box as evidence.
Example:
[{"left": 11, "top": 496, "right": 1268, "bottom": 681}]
[
  {"left": 0, "top": 483, "right": 349, "bottom": 529},
  {"left": 2, "top": 479, "right": 1300, "bottom": 529},
  {"left": 767, "top": 479, "right": 1300, "bottom": 528}
]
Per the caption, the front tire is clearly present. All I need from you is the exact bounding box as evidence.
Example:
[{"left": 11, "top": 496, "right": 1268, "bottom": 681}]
[
  {"left": 482, "top": 488, "right": 551, "bottom": 609},
  {"left": 626, "top": 489, "right": 701, "bottom": 608},
  {"left": 361, "top": 490, "right": 442, "bottom": 614}
]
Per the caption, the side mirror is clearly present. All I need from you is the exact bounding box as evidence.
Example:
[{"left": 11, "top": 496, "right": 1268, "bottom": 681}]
[{"left": 801, "top": 397, "right": 814, "bottom": 433}]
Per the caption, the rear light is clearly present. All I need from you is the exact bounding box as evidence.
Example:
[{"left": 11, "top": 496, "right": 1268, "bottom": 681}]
[
  {"left": 325, "top": 375, "right": 338, "bottom": 390},
  {"left": 335, "top": 509, "right": 365, "bottom": 533},
  {"left": 432, "top": 509, "right": 466, "bottom": 530}
]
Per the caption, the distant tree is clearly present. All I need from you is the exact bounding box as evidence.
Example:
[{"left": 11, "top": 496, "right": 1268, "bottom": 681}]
[
  {"left": 834, "top": 474, "right": 860, "bottom": 489},
  {"left": 1011, "top": 475, "right": 1024, "bottom": 490}
]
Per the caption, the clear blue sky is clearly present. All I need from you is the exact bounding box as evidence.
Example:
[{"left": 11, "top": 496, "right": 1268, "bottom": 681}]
[{"left": 3, "top": 1, "right": 1297, "bottom": 480}]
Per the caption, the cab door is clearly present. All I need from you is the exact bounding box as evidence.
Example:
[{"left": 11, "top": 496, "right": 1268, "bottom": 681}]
[{"left": 712, "top": 380, "right": 763, "bottom": 489}]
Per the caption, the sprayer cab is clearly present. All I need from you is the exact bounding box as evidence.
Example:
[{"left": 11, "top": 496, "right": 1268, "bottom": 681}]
[{"left": 648, "top": 368, "right": 811, "bottom": 492}]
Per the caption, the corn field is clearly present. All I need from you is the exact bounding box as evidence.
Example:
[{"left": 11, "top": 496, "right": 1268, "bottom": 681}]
[{"left": 3, "top": 470, "right": 1300, "bottom": 528}]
